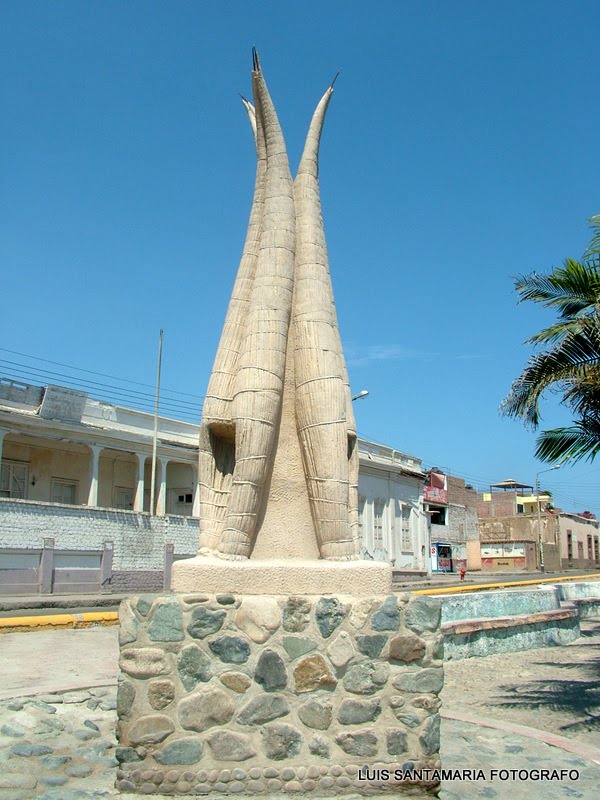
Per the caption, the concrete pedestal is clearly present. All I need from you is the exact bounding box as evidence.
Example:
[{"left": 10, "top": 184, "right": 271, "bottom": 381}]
[
  {"left": 171, "top": 557, "right": 393, "bottom": 595},
  {"left": 116, "top": 592, "right": 443, "bottom": 796}
]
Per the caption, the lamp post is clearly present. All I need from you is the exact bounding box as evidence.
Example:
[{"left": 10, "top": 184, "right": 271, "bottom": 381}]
[
  {"left": 351, "top": 390, "right": 369, "bottom": 401},
  {"left": 536, "top": 464, "right": 560, "bottom": 572}
]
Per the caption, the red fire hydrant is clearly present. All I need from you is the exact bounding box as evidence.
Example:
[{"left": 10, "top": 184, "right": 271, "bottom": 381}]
[{"left": 459, "top": 566, "right": 466, "bottom": 581}]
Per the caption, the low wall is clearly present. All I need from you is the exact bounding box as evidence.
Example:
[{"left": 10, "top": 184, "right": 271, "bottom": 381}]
[
  {"left": 439, "top": 587, "right": 580, "bottom": 659},
  {"left": 553, "top": 581, "right": 600, "bottom": 619},
  {"left": 0, "top": 499, "right": 197, "bottom": 593},
  {"left": 442, "top": 606, "right": 579, "bottom": 659},
  {"left": 554, "top": 580, "right": 600, "bottom": 600},
  {"left": 440, "top": 587, "right": 561, "bottom": 623},
  {"left": 117, "top": 593, "right": 443, "bottom": 797}
]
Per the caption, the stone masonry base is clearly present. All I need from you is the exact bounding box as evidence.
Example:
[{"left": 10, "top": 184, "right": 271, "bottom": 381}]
[{"left": 116, "top": 592, "right": 443, "bottom": 796}]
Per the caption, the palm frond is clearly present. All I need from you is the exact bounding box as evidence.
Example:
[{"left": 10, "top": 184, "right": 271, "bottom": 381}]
[
  {"left": 501, "top": 318, "right": 600, "bottom": 426},
  {"left": 526, "top": 317, "right": 594, "bottom": 346},
  {"left": 506, "top": 216, "right": 600, "bottom": 466},
  {"left": 515, "top": 258, "right": 600, "bottom": 319},
  {"left": 562, "top": 377, "right": 600, "bottom": 417},
  {"left": 583, "top": 214, "right": 600, "bottom": 260},
  {"left": 535, "top": 420, "right": 600, "bottom": 464}
]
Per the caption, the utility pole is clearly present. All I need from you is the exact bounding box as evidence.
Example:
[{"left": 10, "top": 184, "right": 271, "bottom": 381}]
[
  {"left": 150, "top": 329, "right": 163, "bottom": 516},
  {"left": 536, "top": 464, "right": 561, "bottom": 572}
]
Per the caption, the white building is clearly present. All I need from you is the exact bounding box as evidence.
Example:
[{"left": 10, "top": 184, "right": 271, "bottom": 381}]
[
  {"left": 0, "top": 378, "right": 430, "bottom": 593},
  {"left": 0, "top": 378, "right": 199, "bottom": 594},
  {"left": 358, "top": 438, "right": 429, "bottom": 575}
]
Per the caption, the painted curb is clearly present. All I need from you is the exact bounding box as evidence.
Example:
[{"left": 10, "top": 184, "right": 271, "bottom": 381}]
[
  {"left": 442, "top": 709, "right": 600, "bottom": 766},
  {"left": 413, "top": 573, "right": 600, "bottom": 596},
  {"left": 0, "top": 610, "right": 119, "bottom": 631}
]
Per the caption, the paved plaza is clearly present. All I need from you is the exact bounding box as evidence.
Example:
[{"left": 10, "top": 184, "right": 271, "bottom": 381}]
[{"left": 0, "top": 621, "right": 599, "bottom": 799}]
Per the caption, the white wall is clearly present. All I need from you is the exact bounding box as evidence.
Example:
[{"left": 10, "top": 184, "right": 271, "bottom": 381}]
[
  {"left": 358, "top": 467, "right": 427, "bottom": 571},
  {"left": 3, "top": 437, "right": 91, "bottom": 504},
  {"left": 0, "top": 498, "right": 198, "bottom": 572}
]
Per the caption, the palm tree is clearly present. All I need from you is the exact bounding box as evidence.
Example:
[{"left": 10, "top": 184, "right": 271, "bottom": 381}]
[{"left": 502, "top": 216, "right": 600, "bottom": 464}]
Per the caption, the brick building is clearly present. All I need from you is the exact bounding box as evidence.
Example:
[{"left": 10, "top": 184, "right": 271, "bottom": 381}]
[
  {"left": 425, "top": 471, "right": 481, "bottom": 573},
  {"left": 478, "top": 479, "right": 599, "bottom": 572}
]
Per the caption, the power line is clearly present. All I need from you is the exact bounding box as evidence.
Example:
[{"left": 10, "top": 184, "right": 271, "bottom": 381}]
[
  {"left": 0, "top": 347, "right": 204, "bottom": 400},
  {"left": 0, "top": 364, "right": 202, "bottom": 421},
  {"left": 0, "top": 359, "right": 202, "bottom": 408},
  {"left": 0, "top": 359, "right": 202, "bottom": 411}
]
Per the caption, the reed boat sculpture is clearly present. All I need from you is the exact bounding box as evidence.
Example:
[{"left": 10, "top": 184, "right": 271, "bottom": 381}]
[{"left": 197, "top": 51, "right": 360, "bottom": 563}]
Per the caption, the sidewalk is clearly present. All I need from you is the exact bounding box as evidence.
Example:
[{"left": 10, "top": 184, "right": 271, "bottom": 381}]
[
  {"left": 1, "top": 622, "right": 600, "bottom": 798},
  {"left": 0, "top": 592, "right": 127, "bottom": 614},
  {"left": 1, "top": 570, "right": 599, "bottom": 617}
]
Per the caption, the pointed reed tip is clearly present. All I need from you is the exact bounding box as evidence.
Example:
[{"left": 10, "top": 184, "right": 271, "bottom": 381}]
[
  {"left": 252, "top": 46, "right": 261, "bottom": 72},
  {"left": 330, "top": 70, "right": 342, "bottom": 89}
]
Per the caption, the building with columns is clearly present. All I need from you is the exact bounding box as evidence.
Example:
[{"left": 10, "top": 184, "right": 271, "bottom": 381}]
[
  {"left": 0, "top": 379, "right": 199, "bottom": 515},
  {"left": 0, "top": 378, "right": 199, "bottom": 593},
  {"left": 0, "top": 377, "right": 434, "bottom": 593}
]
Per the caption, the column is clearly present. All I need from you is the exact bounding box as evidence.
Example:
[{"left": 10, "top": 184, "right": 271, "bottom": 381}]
[
  {"left": 0, "top": 428, "right": 7, "bottom": 479},
  {"left": 39, "top": 537, "right": 55, "bottom": 594},
  {"left": 100, "top": 541, "right": 114, "bottom": 592},
  {"left": 134, "top": 453, "right": 146, "bottom": 512},
  {"left": 192, "top": 463, "right": 200, "bottom": 518},
  {"left": 163, "top": 542, "right": 175, "bottom": 591},
  {"left": 156, "top": 457, "right": 168, "bottom": 516},
  {"left": 87, "top": 444, "right": 102, "bottom": 506}
]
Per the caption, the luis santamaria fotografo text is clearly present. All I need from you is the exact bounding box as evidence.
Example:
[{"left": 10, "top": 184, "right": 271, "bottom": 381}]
[{"left": 358, "top": 767, "right": 581, "bottom": 782}]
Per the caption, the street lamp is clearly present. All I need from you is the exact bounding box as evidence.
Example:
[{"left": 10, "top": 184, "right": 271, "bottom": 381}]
[
  {"left": 352, "top": 390, "right": 369, "bottom": 401},
  {"left": 536, "top": 464, "right": 561, "bottom": 572}
]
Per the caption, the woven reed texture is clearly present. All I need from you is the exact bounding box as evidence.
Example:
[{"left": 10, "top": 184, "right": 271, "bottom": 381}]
[
  {"left": 293, "top": 88, "right": 359, "bottom": 560},
  {"left": 198, "top": 58, "right": 358, "bottom": 562}
]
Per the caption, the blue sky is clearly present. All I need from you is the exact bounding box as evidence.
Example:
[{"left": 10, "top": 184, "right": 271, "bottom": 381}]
[{"left": 2, "top": 1, "right": 599, "bottom": 513}]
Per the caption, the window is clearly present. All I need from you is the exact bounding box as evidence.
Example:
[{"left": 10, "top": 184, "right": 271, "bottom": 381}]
[
  {"left": 429, "top": 505, "right": 447, "bottom": 525},
  {"left": 0, "top": 460, "right": 29, "bottom": 499},
  {"left": 588, "top": 535, "right": 594, "bottom": 560},
  {"left": 373, "top": 499, "right": 385, "bottom": 549},
  {"left": 51, "top": 479, "right": 78, "bottom": 505},
  {"left": 400, "top": 505, "right": 412, "bottom": 552},
  {"left": 114, "top": 487, "right": 134, "bottom": 510},
  {"left": 358, "top": 496, "right": 366, "bottom": 540},
  {"left": 481, "top": 542, "right": 526, "bottom": 558},
  {"left": 516, "top": 504, "right": 524, "bottom": 514},
  {"left": 567, "top": 531, "right": 573, "bottom": 562},
  {"left": 167, "top": 487, "right": 194, "bottom": 516}
]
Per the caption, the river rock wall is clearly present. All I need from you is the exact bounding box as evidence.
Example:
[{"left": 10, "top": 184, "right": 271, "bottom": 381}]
[{"left": 116, "top": 592, "right": 443, "bottom": 796}]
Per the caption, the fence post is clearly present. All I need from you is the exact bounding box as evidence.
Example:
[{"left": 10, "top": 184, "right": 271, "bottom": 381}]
[
  {"left": 100, "top": 541, "right": 114, "bottom": 592},
  {"left": 164, "top": 543, "right": 175, "bottom": 591},
  {"left": 39, "top": 538, "right": 54, "bottom": 594}
]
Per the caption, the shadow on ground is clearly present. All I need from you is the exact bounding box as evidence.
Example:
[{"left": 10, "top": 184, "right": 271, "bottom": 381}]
[{"left": 486, "top": 624, "right": 600, "bottom": 734}]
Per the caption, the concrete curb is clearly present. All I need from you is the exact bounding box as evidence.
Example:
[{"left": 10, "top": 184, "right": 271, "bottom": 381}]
[
  {"left": 413, "top": 573, "right": 600, "bottom": 596},
  {"left": 0, "top": 610, "right": 119, "bottom": 631},
  {"left": 441, "top": 709, "right": 600, "bottom": 766}
]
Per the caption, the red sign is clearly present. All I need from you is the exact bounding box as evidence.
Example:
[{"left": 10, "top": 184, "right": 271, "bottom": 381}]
[
  {"left": 424, "top": 486, "right": 448, "bottom": 504},
  {"left": 425, "top": 472, "right": 447, "bottom": 504}
]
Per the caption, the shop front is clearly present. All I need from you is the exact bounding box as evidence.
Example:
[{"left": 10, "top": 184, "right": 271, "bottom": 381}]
[{"left": 431, "top": 541, "right": 453, "bottom": 573}]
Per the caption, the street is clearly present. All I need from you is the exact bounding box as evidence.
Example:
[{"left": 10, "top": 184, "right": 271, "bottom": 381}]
[{"left": 0, "top": 620, "right": 600, "bottom": 798}]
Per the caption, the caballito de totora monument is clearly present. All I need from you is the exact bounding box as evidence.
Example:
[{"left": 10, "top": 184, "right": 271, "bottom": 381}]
[
  {"left": 172, "top": 50, "right": 391, "bottom": 594},
  {"left": 117, "top": 53, "right": 443, "bottom": 799}
]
